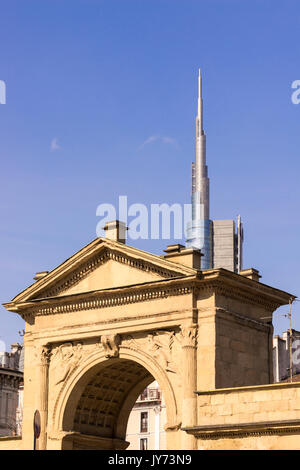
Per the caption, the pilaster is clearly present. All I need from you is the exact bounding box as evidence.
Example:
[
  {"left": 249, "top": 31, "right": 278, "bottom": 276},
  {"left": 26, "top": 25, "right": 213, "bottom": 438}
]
[{"left": 38, "top": 345, "right": 51, "bottom": 450}]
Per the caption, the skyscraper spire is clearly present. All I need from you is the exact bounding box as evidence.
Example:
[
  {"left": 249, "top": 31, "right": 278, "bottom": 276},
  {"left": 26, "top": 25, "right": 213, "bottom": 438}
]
[
  {"left": 194, "top": 68, "right": 209, "bottom": 221},
  {"left": 186, "top": 69, "right": 212, "bottom": 269},
  {"left": 197, "top": 68, "right": 203, "bottom": 129},
  {"left": 186, "top": 69, "right": 243, "bottom": 273}
]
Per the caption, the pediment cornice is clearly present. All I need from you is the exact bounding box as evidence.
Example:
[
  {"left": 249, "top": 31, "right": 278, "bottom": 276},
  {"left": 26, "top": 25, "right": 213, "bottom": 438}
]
[
  {"left": 13, "top": 277, "right": 195, "bottom": 322},
  {"left": 5, "top": 270, "right": 292, "bottom": 323},
  {"left": 34, "top": 248, "right": 183, "bottom": 300},
  {"left": 9, "top": 238, "right": 196, "bottom": 304}
]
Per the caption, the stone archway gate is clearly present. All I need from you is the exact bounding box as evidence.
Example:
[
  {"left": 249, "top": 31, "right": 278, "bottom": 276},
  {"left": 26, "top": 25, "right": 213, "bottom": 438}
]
[{"left": 3, "top": 234, "right": 293, "bottom": 450}]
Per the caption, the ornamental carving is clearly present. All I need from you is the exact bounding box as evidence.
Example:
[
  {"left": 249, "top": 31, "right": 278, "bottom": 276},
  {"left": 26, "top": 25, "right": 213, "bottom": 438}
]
[
  {"left": 179, "top": 325, "right": 197, "bottom": 348},
  {"left": 40, "top": 346, "right": 52, "bottom": 365},
  {"left": 36, "top": 248, "right": 180, "bottom": 299},
  {"left": 145, "top": 331, "right": 177, "bottom": 373},
  {"left": 31, "top": 285, "right": 192, "bottom": 317},
  {"left": 51, "top": 342, "right": 83, "bottom": 386},
  {"left": 164, "top": 421, "right": 182, "bottom": 432},
  {"left": 122, "top": 330, "right": 183, "bottom": 377},
  {"left": 100, "top": 334, "right": 121, "bottom": 358}
]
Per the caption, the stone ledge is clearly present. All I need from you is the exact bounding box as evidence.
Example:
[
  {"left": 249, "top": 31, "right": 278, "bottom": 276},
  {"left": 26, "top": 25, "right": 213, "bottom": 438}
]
[
  {"left": 0, "top": 436, "right": 22, "bottom": 441},
  {"left": 182, "top": 419, "right": 300, "bottom": 439},
  {"left": 195, "top": 381, "right": 300, "bottom": 395}
]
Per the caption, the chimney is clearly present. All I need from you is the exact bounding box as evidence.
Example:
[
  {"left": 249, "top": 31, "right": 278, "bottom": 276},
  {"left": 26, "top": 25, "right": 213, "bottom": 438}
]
[
  {"left": 33, "top": 271, "right": 49, "bottom": 281},
  {"left": 239, "top": 268, "right": 261, "bottom": 282},
  {"left": 163, "top": 244, "right": 202, "bottom": 270},
  {"left": 103, "top": 220, "right": 127, "bottom": 244}
]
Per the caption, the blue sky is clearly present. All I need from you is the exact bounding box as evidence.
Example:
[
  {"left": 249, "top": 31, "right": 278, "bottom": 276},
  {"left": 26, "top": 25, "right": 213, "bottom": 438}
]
[{"left": 0, "top": 0, "right": 300, "bottom": 347}]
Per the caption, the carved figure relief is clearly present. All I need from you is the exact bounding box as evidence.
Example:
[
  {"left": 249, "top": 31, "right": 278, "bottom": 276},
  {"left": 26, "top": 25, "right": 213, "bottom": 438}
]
[
  {"left": 146, "top": 331, "right": 177, "bottom": 373},
  {"left": 52, "top": 342, "right": 83, "bottom": 386},
  {"left": 122, "top": 330, "right": 183, "bottom": 377}
]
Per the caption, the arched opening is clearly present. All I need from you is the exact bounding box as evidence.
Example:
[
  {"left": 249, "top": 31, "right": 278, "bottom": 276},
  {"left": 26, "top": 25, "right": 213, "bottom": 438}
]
[
  {"left": 61, "top": 358, "right": 162, "bottom": 450},
  {"left": 125, "top": 379, "right": 166, "bottom": 450}
]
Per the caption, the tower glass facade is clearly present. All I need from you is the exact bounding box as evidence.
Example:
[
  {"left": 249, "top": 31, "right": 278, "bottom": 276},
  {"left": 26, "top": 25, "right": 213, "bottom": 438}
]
[{"left": 186, "top": 70, "right": 243, "bottom": 272}]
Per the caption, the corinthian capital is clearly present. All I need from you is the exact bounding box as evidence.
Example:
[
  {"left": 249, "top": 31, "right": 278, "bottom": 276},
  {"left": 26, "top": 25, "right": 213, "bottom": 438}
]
[
  {"left": 40, "top": 345, "right": 52, "bottom": 365},
  {"left": 180, "top": 325, "right": 197, "bottom": 348}
]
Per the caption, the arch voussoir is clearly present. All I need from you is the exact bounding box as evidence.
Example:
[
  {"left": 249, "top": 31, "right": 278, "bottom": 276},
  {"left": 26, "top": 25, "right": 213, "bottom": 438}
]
[{"left": 49, "top": 343, "right": 179, "bottom": 450}]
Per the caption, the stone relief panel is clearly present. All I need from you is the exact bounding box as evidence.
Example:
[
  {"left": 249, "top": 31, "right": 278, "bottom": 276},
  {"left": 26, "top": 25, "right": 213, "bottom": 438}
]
[
  {"left": 51, "top": 342, "right": 83, "bottom": 386},
  {"left": 48, "top": 326, "right": 196, "bottom": 433},
  {"left": 122, "top": 329, "right": 184, "bottom": 381},
  {"left": 45, "top": 326, "right": 197, "bottom": 389},
  {"left": 48, "top": 340, "right": 95, "bottom": 432}
]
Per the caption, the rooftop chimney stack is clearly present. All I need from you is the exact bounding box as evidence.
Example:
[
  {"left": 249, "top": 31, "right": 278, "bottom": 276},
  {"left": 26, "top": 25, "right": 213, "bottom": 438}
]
[{"left": 103, "top": 220, "right": 127, "bottom": 244}]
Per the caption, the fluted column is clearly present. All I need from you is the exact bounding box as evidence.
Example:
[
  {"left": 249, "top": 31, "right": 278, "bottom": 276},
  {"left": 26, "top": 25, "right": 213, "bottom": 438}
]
[
  {"left": 181, "top": 325, "right": 197, "bottom": 450},
  {"left": 38, "top": 345, "right": 51, "bottom": 450}
]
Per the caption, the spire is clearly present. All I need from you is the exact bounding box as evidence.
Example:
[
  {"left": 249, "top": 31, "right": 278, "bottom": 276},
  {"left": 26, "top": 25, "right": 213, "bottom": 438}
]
[
  {"left": 197, "top": 68, "right": 203, "bottom": 131},
  {"left": 194, "top": 68, "right": 209, "bottom": 219},
  {"left": 186, "top": 68, "right": 243, "bottom": 273},
  {"left": 186, "top": 68, "right": 212, "bottom": 269}
]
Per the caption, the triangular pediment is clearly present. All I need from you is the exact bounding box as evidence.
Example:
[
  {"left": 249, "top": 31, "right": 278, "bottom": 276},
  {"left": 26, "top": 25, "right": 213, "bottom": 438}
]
[
  {"left": 11, "top": 238, "right": 196, "bottom": 303},
  {"left": 34, "top": 249, "right": 177, "bottom": 299}
]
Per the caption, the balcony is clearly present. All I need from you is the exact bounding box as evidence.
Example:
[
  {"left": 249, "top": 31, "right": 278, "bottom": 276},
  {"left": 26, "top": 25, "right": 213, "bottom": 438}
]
[{"left": 136, "top": 387, "right": 161, "bottom": 402}]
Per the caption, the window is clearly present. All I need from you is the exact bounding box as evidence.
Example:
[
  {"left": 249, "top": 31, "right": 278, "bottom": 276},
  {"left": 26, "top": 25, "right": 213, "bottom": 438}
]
[
  {"left": 140, "top": 438, "right": 148, "bottom": 450},
  {"left": 140, "top": 389, "right": 148, "bottom": 401},
  {"left": 149, "top": 388, "right": 160, "bottom": 400},
  {"left": 140, "top": 411, "right": 148, "bottom": 433}
]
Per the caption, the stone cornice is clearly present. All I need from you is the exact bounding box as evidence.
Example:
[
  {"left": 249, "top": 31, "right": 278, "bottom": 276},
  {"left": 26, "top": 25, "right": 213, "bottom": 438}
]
[
  {"left": 35, "top": 248, "right": 186, "bottom": 300},
  {"left": 195, "top": 380, "right": 300, "bottom": 395},
  {"left": 197, "top": 269, "right": 294, "bottom": 312},
  {"left": 215, "top": 308, "right": 271, "bottom": 333},
  {"left": 7, "top": 276, "right": 196, "bottom": 320},
  {"left": 11, "top": 238, "right": 102, "bottom": 303},
  {"left": 4, "top": 268, "right": 294, "bottom": 321},
  {"left": 0, "top": 368, "right": 23, "bottom": 379},
  {"left": 10, "top": 238, "right": 196, "bottom": 304},
  {"left": 0, "top": 372, "right": 23, "bottom": 388},
  {"left": 0, "top": 436, "right": 22, "bottom": 442},
  {"left": 182, "top": 419, "right": 300, "bottom": 439}
]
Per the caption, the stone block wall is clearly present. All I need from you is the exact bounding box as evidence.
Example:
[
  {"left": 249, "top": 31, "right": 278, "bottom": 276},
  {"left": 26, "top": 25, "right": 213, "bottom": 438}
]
[
  {"left": 0, "top": 436, "right": 22, "bottom": 450},
  {"left": 215, "top": 311, "right": 272, "bottom": 388},
  {"left": 197, "top": 382, "right": 300, "bottom": 426}
]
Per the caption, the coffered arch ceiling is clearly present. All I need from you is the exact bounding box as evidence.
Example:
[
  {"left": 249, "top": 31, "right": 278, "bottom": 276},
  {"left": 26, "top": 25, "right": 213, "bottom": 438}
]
[{"left": 65, "top": 359, "right": 154, "bottom": 439}]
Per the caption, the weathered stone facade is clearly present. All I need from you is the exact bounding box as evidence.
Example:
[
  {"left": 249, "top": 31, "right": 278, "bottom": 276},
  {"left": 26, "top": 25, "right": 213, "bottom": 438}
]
[
  {"left": 1, "top": 226, "right": 298, "bottom": 450},
  {"left": 184, "top": 382, "right": 300, "bottom": 449}
]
